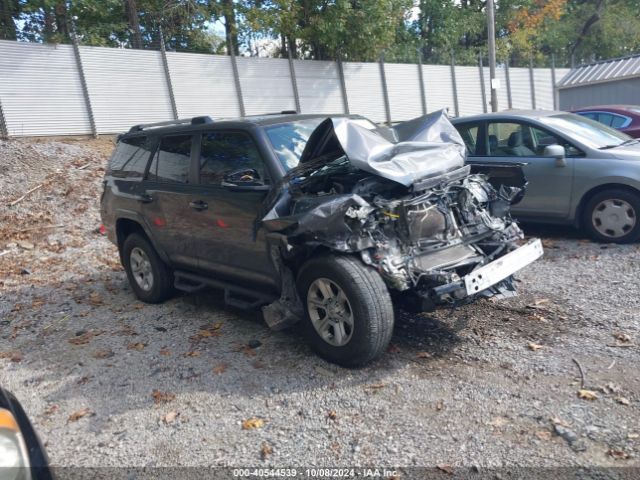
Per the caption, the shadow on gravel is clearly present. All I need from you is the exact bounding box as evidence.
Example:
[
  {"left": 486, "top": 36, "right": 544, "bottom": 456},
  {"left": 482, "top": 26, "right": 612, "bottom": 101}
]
[{"left": 519, "top": 222, "right": 586, "bottom": 240}]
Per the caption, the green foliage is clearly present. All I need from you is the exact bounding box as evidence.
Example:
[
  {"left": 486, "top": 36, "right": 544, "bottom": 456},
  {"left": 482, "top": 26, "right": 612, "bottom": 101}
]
[{"left": 3, "top": 0, "right": 640, "bottom": 67}]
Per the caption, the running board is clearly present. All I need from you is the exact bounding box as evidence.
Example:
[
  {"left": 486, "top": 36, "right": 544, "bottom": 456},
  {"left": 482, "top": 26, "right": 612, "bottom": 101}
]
[{"left": 173, "top": 271, "right": 275, "bottom": 310}]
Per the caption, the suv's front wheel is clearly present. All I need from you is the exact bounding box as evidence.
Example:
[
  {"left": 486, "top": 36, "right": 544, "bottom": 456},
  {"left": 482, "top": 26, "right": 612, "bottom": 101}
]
[
  {"left": 297, "top": 255, "right": 394, "bottom": 367},
  {"left": 122, "top": 233, "right": 174, "bottom": 303}
]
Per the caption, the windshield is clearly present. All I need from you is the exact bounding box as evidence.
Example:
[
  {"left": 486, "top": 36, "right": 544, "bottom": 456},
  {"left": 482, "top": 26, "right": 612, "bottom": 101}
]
[
  {"left": 265, "top": 119, "right": 325, "bottom": 170},
  {"left": 544, "top": 113, "right": 631, "bottom": 149}
]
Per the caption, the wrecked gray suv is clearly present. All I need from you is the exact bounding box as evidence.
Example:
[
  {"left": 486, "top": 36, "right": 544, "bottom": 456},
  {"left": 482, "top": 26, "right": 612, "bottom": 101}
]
[{"left": 101, "top": 110, "right": 543, "bottom": 366}]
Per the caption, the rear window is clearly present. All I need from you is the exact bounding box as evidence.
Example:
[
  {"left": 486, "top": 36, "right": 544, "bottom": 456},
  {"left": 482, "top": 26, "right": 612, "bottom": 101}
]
[
  {"left": 109, "top": 136, "right": 153, "bottom": 177},
  {"left": 148, "top": 135, "right": 193, "bottom": 183}
]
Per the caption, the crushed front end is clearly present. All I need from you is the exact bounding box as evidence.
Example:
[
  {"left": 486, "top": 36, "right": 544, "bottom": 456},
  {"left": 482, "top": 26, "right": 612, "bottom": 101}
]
[{"left": 260, "top": 110, "right": 543, "bottom": 324}]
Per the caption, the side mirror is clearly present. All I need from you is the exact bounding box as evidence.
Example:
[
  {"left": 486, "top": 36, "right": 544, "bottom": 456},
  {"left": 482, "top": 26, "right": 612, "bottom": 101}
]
[
  {"left": 543, "top": 144, "right": 566, "bottom": 167},
  {"left": 221, "top": 168, "right": 270, "bottom": 192}
]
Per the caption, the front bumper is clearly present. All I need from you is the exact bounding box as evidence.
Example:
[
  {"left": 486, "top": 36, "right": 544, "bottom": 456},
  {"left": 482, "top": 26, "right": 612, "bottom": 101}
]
[{"left": 432, "top": 238, "right": 543, "bottom": 301}]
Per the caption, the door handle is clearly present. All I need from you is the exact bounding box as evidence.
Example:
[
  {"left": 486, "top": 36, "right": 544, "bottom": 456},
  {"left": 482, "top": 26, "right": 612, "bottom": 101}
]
[
  {"left": 189, "top": 200, "right": 208, "bottom": 211},
  {"left": 138, "top": 193, "right": 153, "bottom": 203}
]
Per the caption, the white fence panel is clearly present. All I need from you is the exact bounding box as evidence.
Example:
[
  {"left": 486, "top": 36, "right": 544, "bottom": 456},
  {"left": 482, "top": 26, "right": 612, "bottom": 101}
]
[
  {"left": 384, "top": 63, "right": 423, "bottom": 122},
  {"left": 0, "top": 40, "right": 91, "bottom": 136},
  {"left": 456, "top": 66, "right": 484, "bottom": 116},
  {"left": 343, "top": 62, "right": 386, "bottom": 123},
  {"left": 422, "top": 65, "right": 456, "bottom": 114},
  {"left": 80, "top": 46, "right": 173, "bottom": 134},
  {"left": 293, "top": 60, "right": 343, "bottom": 114},
  {"left": 509, "top": 68, "right": 533, "bottom": 109},
  {"left": 237, "top": 57, "right": 295, "bottom": 116},
  {"left": 167, "top": 52, "right": 240, "bottom": 119},
  {"left": 533, "top": 68, "right": 554, "bottom": 110}
]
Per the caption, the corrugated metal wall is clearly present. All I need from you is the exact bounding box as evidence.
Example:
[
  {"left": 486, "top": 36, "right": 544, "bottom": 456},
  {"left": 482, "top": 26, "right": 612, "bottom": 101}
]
[
  {"left": 236, "top": 57, "right": 296, "bottom": 116},
  {"left": 80, "top": 46, "right": 174, "bottom": 133},
  {"left": 293, "top": 60, "right": 344, "bottom": 114},
  {"left": 0, "top": 40, "right": 568, "bottom": 137},
  {"left": 342, "top": 62, "right": 387, "bottom": 123},
  {"left": 559, "top": 77, "right": 640, "bottom": 110},
  {"left": 166, "top": 52, "right": 241, "bottom": 119},
  {"left": 0, "top": 40, "right": 91, "bottom": 136},
  {"left": 384, "top": 63, "right": 423, "bottom": 121}
]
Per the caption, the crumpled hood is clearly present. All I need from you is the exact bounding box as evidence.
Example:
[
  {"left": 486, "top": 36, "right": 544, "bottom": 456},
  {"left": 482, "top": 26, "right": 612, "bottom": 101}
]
[{"left": 299, "top": 110, "right": 466, "bottom": 187}]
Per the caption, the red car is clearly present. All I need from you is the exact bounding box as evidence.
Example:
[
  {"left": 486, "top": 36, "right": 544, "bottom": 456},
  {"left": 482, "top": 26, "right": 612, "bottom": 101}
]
[{"left": 571, "top": 105, "right": 640, "bottom": 138}]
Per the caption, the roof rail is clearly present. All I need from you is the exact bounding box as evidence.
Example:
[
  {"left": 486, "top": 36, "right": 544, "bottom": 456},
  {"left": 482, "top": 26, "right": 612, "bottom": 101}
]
[{"left": 128, "top": 116, "right": 214, "bottom": 133}]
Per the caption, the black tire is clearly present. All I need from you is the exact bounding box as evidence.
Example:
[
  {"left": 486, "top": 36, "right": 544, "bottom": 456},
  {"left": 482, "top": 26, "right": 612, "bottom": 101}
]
[
  {"left": 297, "top": 254, "right": 394, "bottom": 367},
  {"left": 582, "top": 189, "right": 640, "bottom": 244},
  {"left": 121, "top": 233, "right": 174, "bottom": 303}
]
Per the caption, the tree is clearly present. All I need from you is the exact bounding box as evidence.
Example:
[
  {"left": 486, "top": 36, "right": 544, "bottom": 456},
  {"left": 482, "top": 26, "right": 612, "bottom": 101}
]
[
  {"left": 124, "top": 0, "right": 143, "bottom": 48},
  {"left": 0, "top": 0, "right": 19, "bottom": 40}
]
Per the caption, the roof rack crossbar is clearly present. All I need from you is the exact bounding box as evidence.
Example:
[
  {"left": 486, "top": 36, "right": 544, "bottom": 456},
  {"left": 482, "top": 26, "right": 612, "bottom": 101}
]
[{"left": 129, "top": 116, "right": 214, "bottom": 133}]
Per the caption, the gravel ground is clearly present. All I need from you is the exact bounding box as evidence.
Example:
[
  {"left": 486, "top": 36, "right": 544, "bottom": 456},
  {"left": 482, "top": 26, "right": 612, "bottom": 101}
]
[{"left": 1, "top": 137, "right": 639, "bottom": 470}]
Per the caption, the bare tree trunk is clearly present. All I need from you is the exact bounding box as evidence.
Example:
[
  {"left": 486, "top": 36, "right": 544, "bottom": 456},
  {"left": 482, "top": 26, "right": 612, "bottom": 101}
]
[
  {"left": 124, "top": 0, "right": 143, "bottom": 49},
  {"left": 54, "top": 1, "right": 69, "bottom": 41},
  {"left": 222, "top": 0, "right": 239, "bottom": 55},
  {"left": 570, "top": 0, "right": 605, "bottom": 66},
  {"left": 43, "top": 5, "right": 55, "bottom": 42},
  {"left": 0, "top": 0, "right": 18, "bottom": 40}
]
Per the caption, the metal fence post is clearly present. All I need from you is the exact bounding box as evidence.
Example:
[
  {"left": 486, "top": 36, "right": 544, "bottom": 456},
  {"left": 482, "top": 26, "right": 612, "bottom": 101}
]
[
  {"left": 529, "top": 55, "right": 537, "bottom": 109},
  {"left": 551, "top": 53, "right": 558, "bottom": 110},
  {"left": 70, "top": 28, "right": 97, "bottom": 137},
  {"left": 379, "top": 54, "right": 392, "bottom": 125},
  {"left": 0, "top": 99, "right": 8, "bottom": 139},
  {"left": 229, "top": 48, "right": 246, "bottom": 117},
  {"left": 450, "top": 50, "right": 460, "bottom": 117},
  {"left": 478, "top": 55, "right": 487, "bottom": 113},
  {"left": 336, "top": 57, "right": 349, "bottom": 114},
  {"left": 287, "top": 50, "right": 301, "bottom": 113},
  {"left": 417, "top": 50, "right": 427, "bottom": 115},
  {"left": 159, "top": 32, "right": 179, "bottom": 120},
  {"left": 505, "top": 57, "right": 513, "bottom": 109}
]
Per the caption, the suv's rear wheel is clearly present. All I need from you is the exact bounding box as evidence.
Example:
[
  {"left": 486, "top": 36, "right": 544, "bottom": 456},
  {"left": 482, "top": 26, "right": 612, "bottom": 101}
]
[
  {"left": 583, "top": 189, "right": 640, "bottom": 243},
  {"left": 297, "top": 255, "right": 394, "bottom": 367},
  {"left": 122, "top": 233, "right": 174, "bottom": 303}
]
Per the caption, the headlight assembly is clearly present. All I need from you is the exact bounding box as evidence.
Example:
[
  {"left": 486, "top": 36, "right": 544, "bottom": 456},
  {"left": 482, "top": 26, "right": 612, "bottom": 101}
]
[{"left": 0, "top": 408, "right": 31, "bottom": 480}]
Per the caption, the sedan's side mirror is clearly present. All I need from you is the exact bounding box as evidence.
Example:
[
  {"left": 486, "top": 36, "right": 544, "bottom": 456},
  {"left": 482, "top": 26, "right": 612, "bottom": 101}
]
[{"left": 543, "top": 144, "right": 566, "bottom": 167}]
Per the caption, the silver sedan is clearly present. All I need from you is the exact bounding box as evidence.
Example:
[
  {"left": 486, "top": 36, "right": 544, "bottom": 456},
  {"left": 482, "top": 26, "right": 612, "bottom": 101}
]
[{"left": 451, "top": 111, "right": 640, "bottom": 243}]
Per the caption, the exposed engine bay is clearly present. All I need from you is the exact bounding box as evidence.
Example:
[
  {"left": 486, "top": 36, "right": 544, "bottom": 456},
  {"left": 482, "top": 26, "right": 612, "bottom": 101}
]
[{"left": 260, "top": 111, "right": 543, "bottom": 328}]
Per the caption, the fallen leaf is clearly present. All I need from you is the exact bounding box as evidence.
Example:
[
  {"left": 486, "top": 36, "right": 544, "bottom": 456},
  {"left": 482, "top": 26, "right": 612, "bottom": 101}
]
[
  {"left": 627, "top": 433, "right": 639, "bottom": 439},
  {"left": 159, "top": 348, "right": 171, "bottom": 356},
  {"left": 578, "top": 389, "right": 598, "bottom": 401},
  {"left": 488, "top": 416, "right": 509, "bottom": 427},
  {"left": 260, "top": 442, "right": 273, "bottom": 460},
  {"left": 608, "top": 449, "right": 629, "bottom": 460},
  {"left": 436, "top": 464, "right": 454, "bottom": 475},
  {"left": 93, "top": 349, "right": 113, "bottom": 359},
  {"left": 252, "top": 360, "right": 265, "bottom": 369},
  {"left": 152, "top": 390, "right": 176, "bottom": 405},
  {"left": 435, "top": 399, "right": 444, "bottom": 411},
  {"left": 616, "top": 397, "right": 630, "bottom": 406},
  {"left": 162, "top": 411, "right": 179, "bottom": 424},
  {"left": 528, "top": 342, "right": 543, "bottom": 351},
  {"left": 364, "top": 383, "right": 386, "bottom": 390},
  {"left": 68, "top": 408, "right": 93, "bottom": 422},
  {"left": 77, "top": 376, "right": 90, "bottom": 385},
  {"left": 9, "top": 351, "right": 23, "bottom": 363},
  {"left": 242, "top": 417, "right": 265, "bottom": 430},
  {"left": 184, "top": 350, "right": 200, "bottom": 357},
  {"left": 535, "top": 430, "right": 552, "bottom": 441},
  {"left": 118, "top": 324, "right": 138, "bottom": 336},
  {"left": 44, "top": 404, "right": 59, "bottom": 416},
  {"left": 88, "top": 292, "right": 103, "bottom": 306},
  {"left": 551, "top": 417, "right": 570, "bottom": 427},
  {"left": 613, "top": 332, "right": 631, "bottom": 343},
  {"left": 240, "top": 345, "right": 256, "bottom": 357},
  {"left": 68, "top": 331, "right": 96, "bottom": 346},
  {"left": 133, "top": 303, "right": 145, "bottom": 309},
  {"left": 212, "top": 363, "right": 227, "bottom": 375},
  {"left": 127, "top": 342, "right": 146, "bottom": 351},
  {"left": 327, "top": 410, "right": 338, "bottom": 420},
  {"left": 416, "top": 351, "right": 431, "bottom": 359}
]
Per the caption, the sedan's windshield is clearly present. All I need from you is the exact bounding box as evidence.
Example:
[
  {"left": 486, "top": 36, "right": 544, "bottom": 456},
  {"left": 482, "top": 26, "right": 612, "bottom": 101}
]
[
  {"left": 264, "top": 119, "right": 325, "bottom": 170},
  {"left": 544, "top": 113, "right": 631, "bottom": 149}
]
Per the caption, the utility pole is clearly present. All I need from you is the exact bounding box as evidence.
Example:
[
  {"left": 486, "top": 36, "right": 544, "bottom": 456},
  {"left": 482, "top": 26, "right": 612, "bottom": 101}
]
[{"left": 487, "top": 0, "right": 499, "bottom": 112}]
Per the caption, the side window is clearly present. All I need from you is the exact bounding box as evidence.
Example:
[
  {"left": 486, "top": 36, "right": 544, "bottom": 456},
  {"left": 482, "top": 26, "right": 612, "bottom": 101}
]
[
  {"left": 529, "top": 126, "right": 583, "bottom": 157},
  {"left": 109, "top": 136, "right": 153, "bottom": 177},
  {"left": 198, "top": 131, "right": 267, "bottom": 186},
  {"left": 456, "top": 123, "right": 480, "bottom": 155},
  {"left": 148, "top": 135, "right": 192, "bottom": 183},
  {"left": 581, "top": 112, "right": 597, "bottom": 120},
  {"left": 487, "top": 122, "right": 536, "bottom": 157},
  {"left": 610, "top": 114, "right": 630, "bottom": 129},
  {"left": 596, "top": 113, "right": 614, "bottom": 127}
]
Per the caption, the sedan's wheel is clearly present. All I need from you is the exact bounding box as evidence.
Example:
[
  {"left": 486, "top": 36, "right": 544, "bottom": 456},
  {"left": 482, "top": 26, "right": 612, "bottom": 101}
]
[
  {"left": 297, "top": 255, "right": 394, "bottom": 367},
  {"left": 122, "top": 233, "right": 174, "bottom": 303},
  {"left": 307, "top": 278, "right": 354, "bottom": 347},
  {"left": 583, "top": 189, "right": 640, "bottom": 244}
]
